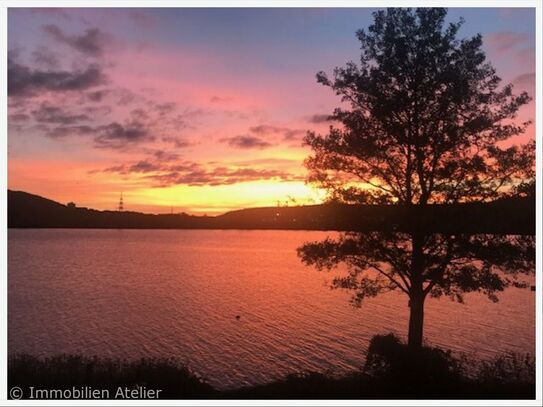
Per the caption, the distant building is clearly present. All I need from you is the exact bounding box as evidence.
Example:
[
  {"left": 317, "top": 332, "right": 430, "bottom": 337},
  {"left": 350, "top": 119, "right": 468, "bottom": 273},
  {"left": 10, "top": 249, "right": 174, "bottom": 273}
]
[{"left": 67, "top": 202, "right": 76, "bottom": 208}]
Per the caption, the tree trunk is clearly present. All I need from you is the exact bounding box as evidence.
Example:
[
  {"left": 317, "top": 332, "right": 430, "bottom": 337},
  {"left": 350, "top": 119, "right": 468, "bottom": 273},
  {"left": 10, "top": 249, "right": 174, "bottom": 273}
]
[
  {"left": 408, "top": 232, "right": 425, "bottom": 350},
  {"left": 408, "top": 291, "right": 424, "bottom": 349}
]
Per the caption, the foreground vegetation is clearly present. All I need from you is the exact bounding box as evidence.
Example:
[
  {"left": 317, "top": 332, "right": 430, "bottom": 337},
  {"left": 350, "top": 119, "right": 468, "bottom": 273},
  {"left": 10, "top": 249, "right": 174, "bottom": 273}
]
[{"left": 9, "top": 334, "right": 535, "bottom": 399}]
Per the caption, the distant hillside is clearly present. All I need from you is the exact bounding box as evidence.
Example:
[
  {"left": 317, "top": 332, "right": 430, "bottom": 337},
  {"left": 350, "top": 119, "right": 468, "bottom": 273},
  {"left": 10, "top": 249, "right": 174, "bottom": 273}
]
[{"left": 7, "top": 190, "right": 535, "bottom": 234}]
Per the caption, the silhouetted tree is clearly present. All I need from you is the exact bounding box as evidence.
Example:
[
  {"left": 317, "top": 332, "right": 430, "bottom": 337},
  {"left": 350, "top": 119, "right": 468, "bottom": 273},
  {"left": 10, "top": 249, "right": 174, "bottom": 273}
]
[{"left": 299, "top": 8, "right": 535, "bottom": 349}]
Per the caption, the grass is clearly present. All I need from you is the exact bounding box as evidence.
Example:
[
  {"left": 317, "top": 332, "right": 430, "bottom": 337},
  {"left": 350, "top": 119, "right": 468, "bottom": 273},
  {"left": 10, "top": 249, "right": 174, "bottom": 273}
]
[
  {"left": 9, "top": 354, "right": 216, "bottom": 399},
  {"left": 9, "top": 335, "right": 535, "bottom": 400}
]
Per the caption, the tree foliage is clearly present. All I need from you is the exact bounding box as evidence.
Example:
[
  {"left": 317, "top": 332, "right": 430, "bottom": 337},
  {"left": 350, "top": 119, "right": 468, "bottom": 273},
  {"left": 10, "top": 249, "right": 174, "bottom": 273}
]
[
  {"left": 298, "top": 232, "right": 534, "bottom": 306},
  {"left": 305, "top": 8, "right": 534, "bottom": 205}
]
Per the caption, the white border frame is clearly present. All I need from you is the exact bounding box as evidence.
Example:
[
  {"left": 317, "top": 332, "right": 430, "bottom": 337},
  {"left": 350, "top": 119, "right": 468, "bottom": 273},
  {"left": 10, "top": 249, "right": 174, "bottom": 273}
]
[{"left": 0, "top": 1, "right": 541, "bottom": 406}]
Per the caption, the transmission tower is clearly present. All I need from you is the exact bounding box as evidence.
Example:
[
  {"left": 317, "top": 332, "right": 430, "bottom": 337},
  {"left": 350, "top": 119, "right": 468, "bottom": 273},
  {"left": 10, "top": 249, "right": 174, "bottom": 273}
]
[{"left": 118, "top": 192, "right": 124, "bottom": 212}]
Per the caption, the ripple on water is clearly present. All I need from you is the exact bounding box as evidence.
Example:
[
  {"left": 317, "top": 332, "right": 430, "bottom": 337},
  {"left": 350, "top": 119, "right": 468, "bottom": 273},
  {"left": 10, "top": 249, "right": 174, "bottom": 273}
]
[{"left": 8, "top": 229, "right": 535, "bottom": 389}]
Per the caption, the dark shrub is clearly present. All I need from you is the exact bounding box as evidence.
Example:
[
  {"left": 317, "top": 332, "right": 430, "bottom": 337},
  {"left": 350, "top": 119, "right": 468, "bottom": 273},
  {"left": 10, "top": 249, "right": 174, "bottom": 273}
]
[
  {"left": 8, "top": 354, "right": 215, "bottom": 399},
  {"left": 364, "top": 334, "right": 461, "bottom": 381}
]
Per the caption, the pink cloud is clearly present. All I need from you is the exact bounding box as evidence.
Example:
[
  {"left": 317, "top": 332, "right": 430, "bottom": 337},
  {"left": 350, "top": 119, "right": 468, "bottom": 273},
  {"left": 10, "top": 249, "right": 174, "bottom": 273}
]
[{"left": 484, "top": 32, "right": 531, "bottom": 54}]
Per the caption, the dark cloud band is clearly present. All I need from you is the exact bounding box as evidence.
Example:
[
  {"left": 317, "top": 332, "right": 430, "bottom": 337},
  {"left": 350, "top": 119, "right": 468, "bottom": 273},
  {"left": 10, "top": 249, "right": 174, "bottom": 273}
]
[
  {"left": 8, "top": 56, "right": 105, "bottom": 97},
  {"left": 43, "top": 24, "right": 109, "bottom": 57}
]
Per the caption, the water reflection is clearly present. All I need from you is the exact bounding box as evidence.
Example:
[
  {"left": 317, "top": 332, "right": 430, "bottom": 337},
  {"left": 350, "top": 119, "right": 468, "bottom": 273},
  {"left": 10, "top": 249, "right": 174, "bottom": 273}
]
[{"left": 8, "top": 229, "right": 535, "bottom": 389}]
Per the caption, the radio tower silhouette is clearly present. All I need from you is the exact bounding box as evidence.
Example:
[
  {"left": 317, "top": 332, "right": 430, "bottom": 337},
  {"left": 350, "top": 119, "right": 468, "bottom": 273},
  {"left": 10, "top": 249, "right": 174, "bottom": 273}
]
[{"left": 118, "top": 192, "right": 124, "bottom": 212}]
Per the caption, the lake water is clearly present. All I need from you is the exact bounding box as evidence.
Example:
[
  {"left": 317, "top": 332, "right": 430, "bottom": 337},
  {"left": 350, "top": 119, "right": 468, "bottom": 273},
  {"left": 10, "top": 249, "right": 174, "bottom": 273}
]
[{"left": 8, "top": 229, "right": 535, "bottom": 389}]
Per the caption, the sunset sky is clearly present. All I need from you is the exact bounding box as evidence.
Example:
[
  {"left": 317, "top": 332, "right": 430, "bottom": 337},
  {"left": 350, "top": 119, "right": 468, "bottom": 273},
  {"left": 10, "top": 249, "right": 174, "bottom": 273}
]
[{"left": 8, "top": 8, "right": 535, "bottom": 214}]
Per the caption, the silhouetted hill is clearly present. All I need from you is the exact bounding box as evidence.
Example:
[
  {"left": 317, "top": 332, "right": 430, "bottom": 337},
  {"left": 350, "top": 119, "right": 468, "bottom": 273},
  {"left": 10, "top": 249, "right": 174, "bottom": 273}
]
[{"left": 8, "top": 190, "right": 535, "bottom": 234}]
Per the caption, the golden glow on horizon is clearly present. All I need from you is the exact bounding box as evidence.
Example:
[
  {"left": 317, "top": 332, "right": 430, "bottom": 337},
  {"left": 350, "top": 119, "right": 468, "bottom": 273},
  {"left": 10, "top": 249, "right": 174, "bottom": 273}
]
[{"left": 129, "top": 181, "right": 326, "bottom": 214}]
